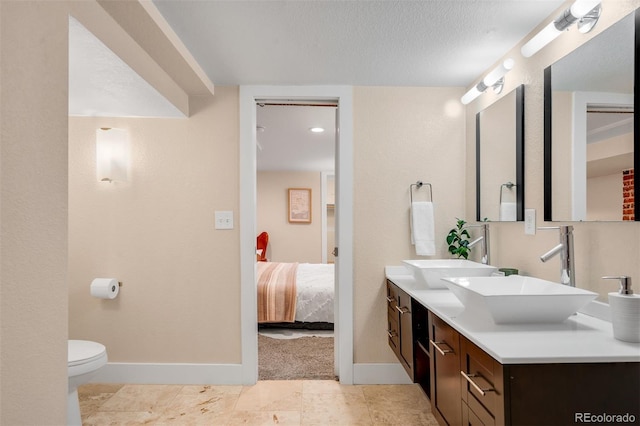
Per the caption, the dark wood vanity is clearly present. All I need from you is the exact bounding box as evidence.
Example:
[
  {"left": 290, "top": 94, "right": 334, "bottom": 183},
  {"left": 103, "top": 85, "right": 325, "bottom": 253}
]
[{"left": 387, "top": 279, "right": 640, "bottom": 426}]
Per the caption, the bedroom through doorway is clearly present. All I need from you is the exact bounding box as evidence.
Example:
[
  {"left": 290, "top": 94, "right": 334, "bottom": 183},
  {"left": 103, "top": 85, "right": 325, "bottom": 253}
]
[{"left": 255, "top": 100, "right": 337, "bottom": 380}]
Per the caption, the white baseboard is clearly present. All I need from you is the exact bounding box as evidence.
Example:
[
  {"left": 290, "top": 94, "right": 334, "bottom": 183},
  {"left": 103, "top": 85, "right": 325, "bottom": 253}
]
[
  {"left": 92, "top": 362, "right": 244, "bottom": 385},
  {"left": 352, "top": 363, "right": 412, "bottom": 385},
  {"left": 91, "top": 362, "right": 411, "bottom": 386}
]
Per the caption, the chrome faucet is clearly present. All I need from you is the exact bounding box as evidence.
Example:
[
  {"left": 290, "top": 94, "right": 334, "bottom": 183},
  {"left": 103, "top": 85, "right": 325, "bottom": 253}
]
[
  {"left": 539, "top": 225, "right": 575, "bottom": 287},
  {"left": 467, "top": 223, "right": 490, "bottom": 265}
]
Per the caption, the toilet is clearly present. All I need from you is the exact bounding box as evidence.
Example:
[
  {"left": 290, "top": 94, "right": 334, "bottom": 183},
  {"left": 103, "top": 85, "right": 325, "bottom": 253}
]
[{"left": 68, "top": 340, "right": 108, "bottom": 425}]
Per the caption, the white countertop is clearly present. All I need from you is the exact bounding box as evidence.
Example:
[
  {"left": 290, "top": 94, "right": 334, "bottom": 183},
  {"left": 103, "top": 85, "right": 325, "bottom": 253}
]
[{"left": 386, "top": 266, "right": 640, "bottom": 364}]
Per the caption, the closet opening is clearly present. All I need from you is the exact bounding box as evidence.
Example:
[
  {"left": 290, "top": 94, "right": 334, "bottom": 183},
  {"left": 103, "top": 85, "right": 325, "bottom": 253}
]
[{"left": 255, "top": 101, "right": 337, "bottom": 381}]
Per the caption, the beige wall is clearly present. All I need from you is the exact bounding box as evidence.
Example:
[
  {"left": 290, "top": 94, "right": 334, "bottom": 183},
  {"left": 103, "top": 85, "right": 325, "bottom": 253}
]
[
  {"left": 465, "top": 0, "right": 640, "bottom": 301},
  {"left": 69, "top": 90, "right": 241, "bottom": 363},
  {"left": 587, "top": 173, "right": 623, "bottom": 220},
  {"left": 353, "top": 87, "right": 466, "bottom": 363},
  {"left": 257, "top": 171, "right": 322, "bottom": 263},
  {"left": 586, "top": 132, "right": 634, "bottom": 220},
  {"left": 551, "top": 91, "right": 573, "bottom": 219},
  {"left": 1, "top": 1, "right": 69, "bottom": 424},
  {"left": 69, "top": 85, "right": 467, "bottom": 368}
]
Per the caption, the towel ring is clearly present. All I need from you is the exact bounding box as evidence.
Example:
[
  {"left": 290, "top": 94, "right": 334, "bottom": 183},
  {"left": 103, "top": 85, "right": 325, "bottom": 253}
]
[
  {"left": 499, "top": 182, "right": 516, "bottom": 204},
  {"left": 410, "top": 181, "right": 433, "bottom": 205}
]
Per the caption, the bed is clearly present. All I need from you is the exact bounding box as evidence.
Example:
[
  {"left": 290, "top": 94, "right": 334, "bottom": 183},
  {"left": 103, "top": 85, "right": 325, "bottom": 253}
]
[{"left": 257, "top": 262, "right": 334, "bottom": 329}]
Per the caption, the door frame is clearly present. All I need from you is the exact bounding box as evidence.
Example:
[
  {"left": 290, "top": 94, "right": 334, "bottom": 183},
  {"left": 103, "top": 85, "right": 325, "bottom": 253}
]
[
  {"left": 239, "top": 85, "right": 354, "bottom": 384},
  {"left": 321, "top": 171, "right": 334, "bottom": 265}
]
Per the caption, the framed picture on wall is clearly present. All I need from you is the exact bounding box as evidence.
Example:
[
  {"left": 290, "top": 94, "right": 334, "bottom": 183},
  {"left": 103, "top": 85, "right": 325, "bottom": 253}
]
[{"left": 288, "top": 188, "right": 312, "bottom": 223}]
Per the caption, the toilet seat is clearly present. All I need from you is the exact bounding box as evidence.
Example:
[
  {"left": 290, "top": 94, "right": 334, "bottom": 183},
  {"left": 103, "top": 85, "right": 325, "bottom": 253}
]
[{"left": 68, "top": 340, "right": 107, "bottom": 377}]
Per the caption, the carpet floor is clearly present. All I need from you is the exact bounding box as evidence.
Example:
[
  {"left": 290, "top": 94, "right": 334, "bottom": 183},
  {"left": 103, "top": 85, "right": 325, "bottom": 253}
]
[{"left": 258, "top": 334, "right": 335, "bottom": 380}]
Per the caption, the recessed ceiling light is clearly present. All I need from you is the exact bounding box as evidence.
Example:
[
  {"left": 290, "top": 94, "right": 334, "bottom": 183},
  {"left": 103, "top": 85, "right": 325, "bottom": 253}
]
[{"left": 309, "top": 127, "right": 325, "bottom": 133}]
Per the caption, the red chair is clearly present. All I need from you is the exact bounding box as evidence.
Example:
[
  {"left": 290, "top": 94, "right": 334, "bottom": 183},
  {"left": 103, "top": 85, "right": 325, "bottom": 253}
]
[{"left": 256, "top": 232, "right": 269, "bottom": 261}]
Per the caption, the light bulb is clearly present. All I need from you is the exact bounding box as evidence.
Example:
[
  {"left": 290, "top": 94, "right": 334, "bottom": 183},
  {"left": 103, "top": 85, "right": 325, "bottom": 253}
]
[
  {"left": 483, "top": 58, "right": 515, "bottom": 87},
  {"left": 521, "top": 22, "right": 563, "bottom": 58},
  {"left": 461, "top": 86, "right": 483, "bottom": 105}
]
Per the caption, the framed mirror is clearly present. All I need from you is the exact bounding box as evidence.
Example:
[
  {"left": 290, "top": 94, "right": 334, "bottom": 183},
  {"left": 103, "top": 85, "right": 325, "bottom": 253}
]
[
  {"left": 476, "top": 85, "right": 525, "bottom": 222},
  {"left": 544, "top": 9, "right": 638, "bottom": 221}
]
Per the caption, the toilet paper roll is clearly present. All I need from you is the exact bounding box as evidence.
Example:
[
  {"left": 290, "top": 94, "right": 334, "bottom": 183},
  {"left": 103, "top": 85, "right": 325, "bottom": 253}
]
[{"left": 90, "top": 278, "right": 119, "bottom": 299}]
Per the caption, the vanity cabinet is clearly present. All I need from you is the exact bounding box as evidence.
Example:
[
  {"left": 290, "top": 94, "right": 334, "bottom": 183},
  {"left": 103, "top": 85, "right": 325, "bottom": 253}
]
[
  {"left": 429, "top": 311, "right": 640, "bottom": 426},
  {"left": 386, "top": 277, "right": 640, "bottom": 425},
  {"left": 386, "top": 280, "right": 431, "bottom": 397}
]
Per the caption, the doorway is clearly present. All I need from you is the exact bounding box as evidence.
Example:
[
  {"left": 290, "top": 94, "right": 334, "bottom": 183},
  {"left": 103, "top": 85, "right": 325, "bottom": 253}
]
[
  {"left": 255, "top": 101, "right": 336, "bottom": 380},
  {"left": 239, "top": 86, "right": 353, "bottom": 385}
]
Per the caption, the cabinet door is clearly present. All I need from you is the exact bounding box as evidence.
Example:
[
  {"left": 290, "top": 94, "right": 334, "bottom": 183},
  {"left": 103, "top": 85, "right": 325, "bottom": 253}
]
[
  {"left": 507, "top": 362, "right": 640, "bottom": 425},
  {"left": 430, "top": 313, "right": 461, "bottom": 426},
  {"left": 386, "top": 281, "right": 400, "bottom": 358}
]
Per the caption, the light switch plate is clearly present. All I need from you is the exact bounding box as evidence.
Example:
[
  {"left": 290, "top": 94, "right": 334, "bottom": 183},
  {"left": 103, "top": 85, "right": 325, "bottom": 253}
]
[
  {"left": 215, "top": 211, "right": 234, "bottom": 229},
  {"left": 525, "top": 209, "right": 536, "bottom": 235}
]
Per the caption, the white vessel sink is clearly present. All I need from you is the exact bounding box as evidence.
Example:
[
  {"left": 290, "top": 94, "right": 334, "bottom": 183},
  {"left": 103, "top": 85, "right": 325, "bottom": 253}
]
[
  {"left": 402, "top": 259, "right": 498, "bottom": 289},
  {"left": 442, "top": 275, "right": 598, "bottom": 324}
]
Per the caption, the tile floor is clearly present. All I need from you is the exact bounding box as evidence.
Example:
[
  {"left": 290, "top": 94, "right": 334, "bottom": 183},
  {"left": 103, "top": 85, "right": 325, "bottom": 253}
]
[{"left": 79, "top": 380, "right": 439, "bottom": 425}]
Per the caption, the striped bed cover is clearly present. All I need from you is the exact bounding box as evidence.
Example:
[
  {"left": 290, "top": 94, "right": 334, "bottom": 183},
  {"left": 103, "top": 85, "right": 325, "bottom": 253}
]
[{"left": 257, "top": 262, "right": 298, "bottom": 323}]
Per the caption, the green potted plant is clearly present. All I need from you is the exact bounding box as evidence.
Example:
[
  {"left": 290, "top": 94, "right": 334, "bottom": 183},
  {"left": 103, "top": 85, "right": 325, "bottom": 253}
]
[{"left": 446, "top": 218, "right": 471, "bottom": 259}]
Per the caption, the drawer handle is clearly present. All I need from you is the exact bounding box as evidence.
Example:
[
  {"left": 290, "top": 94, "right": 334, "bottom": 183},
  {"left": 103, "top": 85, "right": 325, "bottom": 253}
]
[
  {"left": 429, "top": 340, "right": 453, "bottom": 356},
  {"left": 395, "top": 305, "right": 409, "bottom": 314},
  {"left": 387, "top": 329, "right": 397, "bottom": 338},
  {"left": 460, "top": 371, "right": 496, "bottom": 396},
  {"left": 386, "top": 296, "right": 394, "bottom": 303}
]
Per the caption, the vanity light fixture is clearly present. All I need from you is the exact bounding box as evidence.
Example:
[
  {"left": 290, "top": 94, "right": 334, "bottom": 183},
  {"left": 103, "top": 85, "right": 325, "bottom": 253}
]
[
  {"left": 521, "top": 0, "right": 602, "bottom": 58},
  {"left": 461, "top": 58, "right": 515, "bottom": 105},
  {"left": 96, "top": 127, "right": 130, "bottom": 183}
]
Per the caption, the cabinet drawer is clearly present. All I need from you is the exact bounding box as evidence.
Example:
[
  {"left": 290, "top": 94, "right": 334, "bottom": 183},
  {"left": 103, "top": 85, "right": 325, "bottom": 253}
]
[
  {"left": 386, "top": 280, "right": 397, "bottom": 305},
  {"left": 467, "top": 394, "right": 495, "bottom": 426},
  {"left": 431, "top": 314, "right": 459, "bottom": 351},
  {"left": 386, "top": 281, "right": 398, "bottom": 316},
  {"left": 460, "top": 337, "right": 504, "bottom": 424},
  {"left": 463, "top": 400, "right": 489, "bottom": 426},
  {"left": 387, "top": 314, "right": 399, "bottom": 352}
]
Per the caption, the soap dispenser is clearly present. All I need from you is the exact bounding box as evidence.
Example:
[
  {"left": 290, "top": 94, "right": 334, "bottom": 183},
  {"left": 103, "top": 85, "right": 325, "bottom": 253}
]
[{"left": 603, "top": 276, "right": 640, "bottom": 343}]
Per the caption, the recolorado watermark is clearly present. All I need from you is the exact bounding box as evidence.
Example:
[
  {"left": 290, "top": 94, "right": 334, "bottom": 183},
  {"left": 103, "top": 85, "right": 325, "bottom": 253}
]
[{"left": 575, "top": 412, "right": 637, "bottom": 423}]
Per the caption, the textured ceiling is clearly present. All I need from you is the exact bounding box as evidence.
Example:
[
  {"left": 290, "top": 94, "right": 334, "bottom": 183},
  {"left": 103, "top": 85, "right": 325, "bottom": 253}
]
[
  {"left": 257, "top": 104, "right": 337, "bottom": 172},
  {"left": 152, "top": 0, "right": 565, "bottom": 87}
]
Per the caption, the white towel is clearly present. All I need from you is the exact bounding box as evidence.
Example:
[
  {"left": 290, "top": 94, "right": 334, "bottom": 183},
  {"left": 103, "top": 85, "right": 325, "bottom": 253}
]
[
  {"left": 410, "top": 202, "right": 435, "bottom": 256},
  {"left": 499, "top": 202, "right": 517, "bottom": 221}
]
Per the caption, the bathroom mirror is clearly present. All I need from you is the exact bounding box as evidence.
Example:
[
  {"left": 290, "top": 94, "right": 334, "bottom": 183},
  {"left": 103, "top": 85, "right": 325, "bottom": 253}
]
[
  {"left": 476, "top": 85, "right": 525, "bottom": 222},
  {"left": 544, "top": 9, "right": 638, "bottom": 221}
]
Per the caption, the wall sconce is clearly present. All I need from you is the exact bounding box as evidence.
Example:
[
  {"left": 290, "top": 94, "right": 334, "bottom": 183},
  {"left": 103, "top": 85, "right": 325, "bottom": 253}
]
[
  {"left": 96, "top": 127, "right": 129, "bottom": 183},
  {"left": 461, "top": 58, "right": 515, "bottom": 105},
  {"left": 521, "top": 0, "right": 602, "bottom": 58}
]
